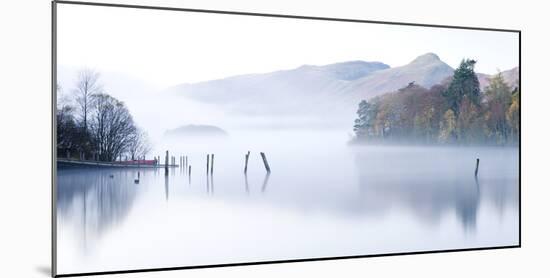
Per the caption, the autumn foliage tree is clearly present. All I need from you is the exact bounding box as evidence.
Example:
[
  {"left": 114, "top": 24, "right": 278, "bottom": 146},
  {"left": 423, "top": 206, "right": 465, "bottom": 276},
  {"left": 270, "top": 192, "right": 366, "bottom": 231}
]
[{"left": 353, "top": 59, "right": 519, "bottom": 145}]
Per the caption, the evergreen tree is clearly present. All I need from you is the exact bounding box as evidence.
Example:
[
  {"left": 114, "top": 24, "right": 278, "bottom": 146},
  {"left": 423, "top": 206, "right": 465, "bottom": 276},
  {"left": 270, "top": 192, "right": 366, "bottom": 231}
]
[
  {"left": 354, "top": 100, "right": 375, "bottom": 139},
  {"left": 443, "top": 59, "right": 481, "bottom": 116}
]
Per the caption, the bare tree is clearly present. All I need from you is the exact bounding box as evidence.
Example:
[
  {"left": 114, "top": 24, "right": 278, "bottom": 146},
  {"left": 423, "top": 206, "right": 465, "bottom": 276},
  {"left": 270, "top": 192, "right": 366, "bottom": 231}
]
[
  {"left": 127, "top": 130, "right": 152, "bottom": 160},
  {"left": 89, "top": 93, "right": 136, "bottom": 161},
  {"left": 73, "top": 69, "right": 102, "bottom": 131}
]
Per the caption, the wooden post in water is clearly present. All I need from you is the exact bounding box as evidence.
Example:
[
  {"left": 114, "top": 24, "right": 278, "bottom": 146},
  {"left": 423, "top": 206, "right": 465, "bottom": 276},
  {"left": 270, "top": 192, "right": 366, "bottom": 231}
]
[
  {"left": 244, "top": 151, "right": 250, "bottom": 174},
  {"left": 165, "top": 150, "right": 169, "bottom": 176},
  {"left": 188, "top": 165, "right": 192, "bottom": 184},
  {"left": 260, "top": 152, "right": 271, "bottom": 173},
  {"left": 475, "top": 158, "right": 480, "bottom": 177},
  {"left": 210, "top": 154, "right": 214, "bottom": 175},
  {"left": 206, "top": 154, "right": 210, "bottom": 175}
]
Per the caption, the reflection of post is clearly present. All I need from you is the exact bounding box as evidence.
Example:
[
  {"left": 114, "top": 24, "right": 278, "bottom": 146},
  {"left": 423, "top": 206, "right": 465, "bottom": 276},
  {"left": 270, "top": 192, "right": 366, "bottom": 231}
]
[
  {"left": 260, "top": 152, "right": 271, "bottom": 173},
  {"left": 188, "top": 165, "right": 192, "bottom": 184},
  {"left": 164, "top": 175, "right": 169, "bottom": 201},
  {"left": 211, "top": 154, "right": 214, "bottom": 175},
  {"left": 261, "top": 172, "right": 271, "bottom": 193},
  {"left": 164, "top": 150, "right": 169, "bottom": 176},
  {"left": 244, "top": 173, "right": 249, "bottom": 194},
  {"left": 211, "top": 173, "right": 214, "bottom": 195},
  {"left": 244, "top": 151, "right": 250, "bottom": 174},
  {"left": 475, "top": 158, "right": 480, "bottom": 177},
  {"left": 206, "top": 169, "right": 210, "bottom": 193}
]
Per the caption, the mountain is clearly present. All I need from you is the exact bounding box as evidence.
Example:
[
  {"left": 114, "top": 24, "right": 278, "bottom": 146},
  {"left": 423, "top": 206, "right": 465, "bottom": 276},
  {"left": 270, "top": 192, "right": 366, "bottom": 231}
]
[
  {"left": 167, "top": 53, "right": 518, "bottom": 123},
  {"left": 164, "top": 125, "right": 228, "bottom": 138},
  {"left": 477, "top": 67, "right": 519, "bottom": 90},
  {"left": 168, "top": 60, "right": 389, "bottom": 106},
  {"left": 339, "top": 53, "right": 454, "bottom": 102}
]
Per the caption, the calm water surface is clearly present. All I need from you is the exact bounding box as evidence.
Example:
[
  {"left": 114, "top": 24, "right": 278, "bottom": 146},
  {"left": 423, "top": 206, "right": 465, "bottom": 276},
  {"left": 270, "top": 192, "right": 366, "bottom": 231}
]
[{"left": 56, "top": 130, "right": 519, "bottom": 274}]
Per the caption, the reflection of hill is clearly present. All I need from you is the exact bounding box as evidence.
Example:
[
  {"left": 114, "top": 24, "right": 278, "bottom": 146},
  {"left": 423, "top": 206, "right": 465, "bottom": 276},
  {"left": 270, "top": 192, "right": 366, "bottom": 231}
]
[{"left": 57, "top": 169, "right": 139, "bottom": 248}]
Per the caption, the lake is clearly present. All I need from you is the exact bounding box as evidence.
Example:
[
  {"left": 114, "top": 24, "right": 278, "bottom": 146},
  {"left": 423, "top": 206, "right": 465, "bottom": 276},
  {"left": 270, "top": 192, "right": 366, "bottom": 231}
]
[{"left": 56, "top": 129, "right": 519, "bottom": 274}]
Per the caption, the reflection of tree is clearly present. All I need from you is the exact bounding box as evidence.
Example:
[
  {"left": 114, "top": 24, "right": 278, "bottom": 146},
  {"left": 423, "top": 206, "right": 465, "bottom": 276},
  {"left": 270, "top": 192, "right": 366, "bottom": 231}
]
[
  {"left": 353, "top": 148, "right": 518, "bottom": 231},
  {"left": 354, "top": 152, "right": 483, "bottom": 230},
  {"left": 57, "top": 169, "right": 138, "bottom": 251}
]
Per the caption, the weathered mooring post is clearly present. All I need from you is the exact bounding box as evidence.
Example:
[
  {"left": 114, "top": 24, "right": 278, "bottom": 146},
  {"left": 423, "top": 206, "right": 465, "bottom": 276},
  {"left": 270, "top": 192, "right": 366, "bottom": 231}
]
[
  {"left": 475, "top": 158, "right": 480, "bottom": 177},
  {"left": 244, "top": 151, "right": 250, "bottom": 174},
  {"left": 210, "top": 154, "right": 214, "bottom": 175},
  {"left": 260, "top": 152, "right": 271, "bottom": 173},
  {"left": 165, "top": 150, "right": 169, "bottom": 176},
  {"left": 188, "top": 165, "right": 192, "bottom": 184},
  {"left": 206, "top": 154, "right": 210, "bottom": 174}
]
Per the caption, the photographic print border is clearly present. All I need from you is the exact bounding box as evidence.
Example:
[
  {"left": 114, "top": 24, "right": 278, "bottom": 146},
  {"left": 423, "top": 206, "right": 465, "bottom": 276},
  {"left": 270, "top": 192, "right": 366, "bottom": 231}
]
[{"left": 51, "top": 1, "right": 521, "bottom": 277}]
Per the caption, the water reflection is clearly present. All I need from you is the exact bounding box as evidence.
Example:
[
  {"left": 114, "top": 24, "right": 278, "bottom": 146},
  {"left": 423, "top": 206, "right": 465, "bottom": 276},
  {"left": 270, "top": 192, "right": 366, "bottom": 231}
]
[
  {"left": 261, "top": 172, "right": 271, "bottom": 193},
  {"left": 244, "top": 173, "right": 250, "bottom": 194},
  {"left": 210, "top": 174, "right": 215, "bottom": 195},
  {"left": 57, "top": 169, "right": 139, "bottom": 251},
  {"left": 164, "top": 175, "right": 169, "bottom": 201},
  {"left": 242, "top": 172, "right": 271, "bottom": 194},
  {"left": 57, "top": 146, "right": 519, "bottom": 261},
  {"left": 353, "top": 148, "right": 517, "bottom": 231}
]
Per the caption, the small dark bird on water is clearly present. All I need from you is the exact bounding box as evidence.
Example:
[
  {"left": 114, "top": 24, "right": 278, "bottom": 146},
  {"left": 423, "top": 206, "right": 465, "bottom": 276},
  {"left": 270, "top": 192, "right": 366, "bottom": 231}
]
[{"left": 109, "top": 174, "right": 114, "bottom": 178}]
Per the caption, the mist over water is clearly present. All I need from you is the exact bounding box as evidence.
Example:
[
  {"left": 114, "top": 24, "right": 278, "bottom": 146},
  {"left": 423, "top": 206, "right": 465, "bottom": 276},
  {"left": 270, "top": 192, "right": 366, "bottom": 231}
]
[
  {"left": 58, "top": 72, "right": 518, "bottom": 273},
  {"left": 56, "top": 62, "right": 519, "bottom": 274},
  {"left": 57, "top": 126, "right": 519, "bottom": 274},
  {"left": 55, "top": 6, "right": 520, "bottom": 273}
]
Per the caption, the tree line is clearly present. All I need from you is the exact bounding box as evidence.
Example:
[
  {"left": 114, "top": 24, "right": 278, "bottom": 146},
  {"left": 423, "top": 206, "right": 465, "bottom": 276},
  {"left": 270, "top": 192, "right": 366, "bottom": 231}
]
[
  {"left": 353, "top": 59, "right": 519, "bottom": 145},
  {"left": 57, "top": 69, "right": 151, "bottom": 161}
]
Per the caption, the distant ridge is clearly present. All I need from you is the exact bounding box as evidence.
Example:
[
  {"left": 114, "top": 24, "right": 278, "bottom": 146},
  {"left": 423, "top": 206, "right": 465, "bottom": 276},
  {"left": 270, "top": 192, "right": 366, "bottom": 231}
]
[{"left": 167, "top": 53, "right": 519, "bottom": 119}]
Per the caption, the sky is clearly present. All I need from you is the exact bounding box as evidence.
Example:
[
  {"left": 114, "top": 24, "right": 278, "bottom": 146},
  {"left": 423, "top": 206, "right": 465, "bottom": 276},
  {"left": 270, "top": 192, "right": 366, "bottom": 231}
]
[{"left": 57, "top": 3, "right": 519, "bottom": 88}]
